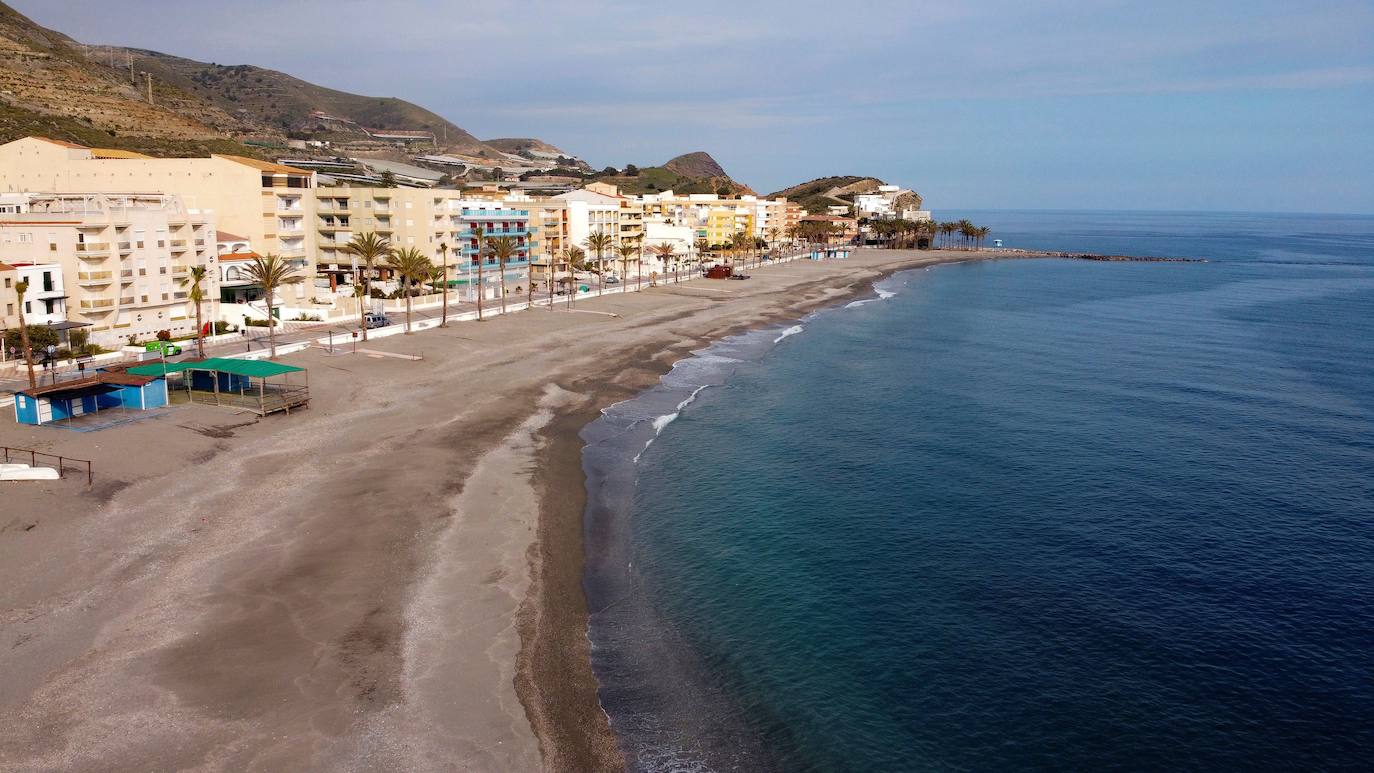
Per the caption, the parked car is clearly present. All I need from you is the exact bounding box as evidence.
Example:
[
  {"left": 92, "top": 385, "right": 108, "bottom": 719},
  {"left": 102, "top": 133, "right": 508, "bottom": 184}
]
[
  {"left": 144, "top": 340, "right": 182, "bottom": 356},
  {"left": 605, "top": 275, "right": 621, "bottom": 284},
  {"left": 364, "top": 313, "right": 392, "bottom": 329}
]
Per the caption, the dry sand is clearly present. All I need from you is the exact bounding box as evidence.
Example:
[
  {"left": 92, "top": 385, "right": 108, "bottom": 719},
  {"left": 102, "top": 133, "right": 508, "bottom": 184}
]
[{"left": 0, "top": 249, "right": 1006, "bottom": 771}]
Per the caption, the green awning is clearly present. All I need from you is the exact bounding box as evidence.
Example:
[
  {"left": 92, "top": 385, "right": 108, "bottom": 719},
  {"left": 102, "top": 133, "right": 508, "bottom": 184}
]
[{"left": 126, "top": 357, "right": 304, "bottom": 378}]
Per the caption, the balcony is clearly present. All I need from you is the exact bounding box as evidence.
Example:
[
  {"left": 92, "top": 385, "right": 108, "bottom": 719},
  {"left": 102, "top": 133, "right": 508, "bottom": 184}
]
[
  {"left": 76, "top": 242, "right": 111, "bottom": 255},
  {"left": 117, "top": 242, "right": 133, "bottom": 252},
  {"left": 77, "top": 270, "right": 114, "bottom": 285},
  {"left": 460, "top": 208, "right": 530, "bottom": 219},
  {"left": 457, "top": 228, "right": 530, "bottom": 240},
  {"left": 170, "top": 240, "right": 188, "bottom": 251},
  {"left": 79, "top": 298, "right": 115, "bottom": 310},
  {"left": 172, "top": 266, "right": 190, "bottom": 277}
]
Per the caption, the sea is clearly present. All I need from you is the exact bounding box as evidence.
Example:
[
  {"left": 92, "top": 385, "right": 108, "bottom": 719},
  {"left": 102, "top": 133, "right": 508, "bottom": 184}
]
[{"left": 580, "top": 210, "right": 1374, "bottom": 772}]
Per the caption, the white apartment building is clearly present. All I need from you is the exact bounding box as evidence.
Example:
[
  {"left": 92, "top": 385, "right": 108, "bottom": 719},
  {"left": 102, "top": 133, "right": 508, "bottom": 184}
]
[
  {"left": 0, "top": 192, "right": 217, "bottom": 346},
  {"left": 853, "top": 185, "right": 931, "bottom": 221},
  {"left": 1, "top": 261, "right": 66, "bottom": 330}
]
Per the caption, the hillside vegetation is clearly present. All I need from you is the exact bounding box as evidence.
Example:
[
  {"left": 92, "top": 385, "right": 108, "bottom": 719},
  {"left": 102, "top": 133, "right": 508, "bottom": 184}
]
[{"left": 767, "top": 176, "right": 887, "bottom": 214}]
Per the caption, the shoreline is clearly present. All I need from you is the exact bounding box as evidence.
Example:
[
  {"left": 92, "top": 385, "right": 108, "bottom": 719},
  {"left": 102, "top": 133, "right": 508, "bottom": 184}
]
[
  {"left": 0, "top": 248, "right": 1018, "bottom": 771},
  {"left": 524, "top": 252, "right": 1014, "bottom": 770}
]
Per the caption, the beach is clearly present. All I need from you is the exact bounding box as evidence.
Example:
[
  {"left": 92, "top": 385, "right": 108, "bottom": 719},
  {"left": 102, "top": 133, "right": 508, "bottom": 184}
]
[{"left": 0, "top": 248, "right": 999, "bottom": 771}]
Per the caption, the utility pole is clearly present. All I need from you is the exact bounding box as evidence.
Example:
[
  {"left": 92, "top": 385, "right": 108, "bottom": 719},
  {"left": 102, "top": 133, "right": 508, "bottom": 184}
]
[
  {"left": 142, "top": 72, "right": 153, "bottom": 105},
  {"left": 128, "top": 52, "right": 135, "bottom": 85}
]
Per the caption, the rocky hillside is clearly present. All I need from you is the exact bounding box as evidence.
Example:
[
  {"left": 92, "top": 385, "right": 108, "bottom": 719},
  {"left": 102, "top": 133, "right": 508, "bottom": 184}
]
[
  {"left": 121, "top": 48, "right": 493, "bottom": 153},
  {"left": 0, "top": 1, "right": 261, "bottom": 156},
  {"left": 0, "top": 1, "right": 566, "bottom": 160},
  {"left": 602, "top": 151, "right": 753, "bottom": 196},
  {"left": 662, "top": 151, "right": 727, "bottom": 179},
  {"left": 768, "top": 176, "right": 887, "bottom": 213}
]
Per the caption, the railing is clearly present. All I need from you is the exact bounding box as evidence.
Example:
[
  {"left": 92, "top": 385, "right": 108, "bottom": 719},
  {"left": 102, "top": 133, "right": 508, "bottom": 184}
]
[
  {"left": 80, "top": 298, "right": 115, "bottom": 309},
  {"left": 76, "top": 242, "right": 110, "bottom": 253},
  {"left": 117, "top": 242, "right": 132, "bottom": 251},
  {"left": 460, "top": 209, "right": 529, "bottom": 218},
  {"left": 170, "top": 240, "right": 187, "bottom": 250},
  {"left": 1, "top": 446, "right": 92, "bottom": 486},
  {"left": 77, "top": 271, "right": 113, "bottom": 282}
]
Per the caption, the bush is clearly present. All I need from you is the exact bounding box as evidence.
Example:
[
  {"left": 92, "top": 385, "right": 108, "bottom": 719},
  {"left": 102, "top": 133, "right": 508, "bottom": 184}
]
[
  {"left": 156, "top": 329, "right": 171, "bottom": 341},
  {"left": 69, "top": 328, "right": 90, "bottom": 350},
  {"left": 4, "top": 325, "right": 60, "bottom": 354},
  {"left": 213, "top": 320, "right": 237, "bottom": 335},
  {"left": 369, "top": 288, "right": 388, "bottom": 299},
  {"left": 244, "top": 318, "right": 276, "bottom": 327},
  {"left": 291, "top": 313, "right": 322, "bottom": 321}
]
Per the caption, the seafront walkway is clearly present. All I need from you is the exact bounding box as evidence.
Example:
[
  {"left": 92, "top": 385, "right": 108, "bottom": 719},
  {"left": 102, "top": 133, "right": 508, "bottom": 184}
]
[{"left": 0, "top": 250, "right": 817, "bottom": 401}]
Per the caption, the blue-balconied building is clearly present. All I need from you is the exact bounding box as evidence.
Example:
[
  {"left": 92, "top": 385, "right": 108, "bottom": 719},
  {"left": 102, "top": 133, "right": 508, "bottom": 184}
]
[{"left": 458, "top": 207, "right": 533, "bottom": 266}]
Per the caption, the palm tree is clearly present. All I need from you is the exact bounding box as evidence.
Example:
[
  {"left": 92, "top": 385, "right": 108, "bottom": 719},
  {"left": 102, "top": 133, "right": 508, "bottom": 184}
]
[
  {"left": 243, "top": 253, "right": 300, "bottom": 359},
  {"left": 693, "top": 238, "right": 710, "bottom": 281},
  {"left": 959, "top": 220, "right": 976, "bottom": 250},
  {"left": 437, "top": 242, "right": 450, "bottom": 327},
  {"left": 565, "top": 246, "right": 587, "bottom": 308},
  {"left": 977, "top": 226, "right": 991, "bottom": 250},
  {"left": 344, "top": 231, "right": 391, "bottom": 341},
  {"left": 939, "top": 222, "right": 957, "bottom": 249},
  {"left": 472, "top": 226, "right": 486, "bottom": 321},
  {"left": 179, "top": 264, "right": 209, "bottom": 358},
  {"left": 768, "top": 226, "right": 780, "bottom": 259},
  {"left": 650, "top": 242, "right": 675, "bottom": 286},
  {"left": 617, "top": 243, "right": 637, "bottom": 293},
  {"left": 13, "top": 279, "right": 35, "bottom": 389},
  {"left": 386, "top": 247, "right": 434, "bottom": 333},
  {"left": 486, "top": 235, "right": 518, "bottom": 315},
  {"left": 584, "top": 230, "right": 614, "bottom": 296},
  {"left": 729, "top": 231, "right": 750, "bottom": 268}
]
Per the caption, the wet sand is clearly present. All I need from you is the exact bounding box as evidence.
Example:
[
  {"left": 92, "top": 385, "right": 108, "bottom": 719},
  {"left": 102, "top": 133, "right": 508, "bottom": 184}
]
[{"left": 0, "top": 249, "right": 1008, "bottom": 771}]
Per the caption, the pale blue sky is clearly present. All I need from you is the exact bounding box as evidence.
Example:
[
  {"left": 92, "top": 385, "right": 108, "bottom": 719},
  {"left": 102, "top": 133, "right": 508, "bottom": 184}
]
[{"left": 16, "top": 0, "right": 1374, "bottom": 212}]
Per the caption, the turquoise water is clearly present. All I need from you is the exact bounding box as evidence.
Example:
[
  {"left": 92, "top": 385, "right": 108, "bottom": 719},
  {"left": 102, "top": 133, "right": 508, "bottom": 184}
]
[{"left": 583, "top": 211, "right": 1374, "bottom": 771}]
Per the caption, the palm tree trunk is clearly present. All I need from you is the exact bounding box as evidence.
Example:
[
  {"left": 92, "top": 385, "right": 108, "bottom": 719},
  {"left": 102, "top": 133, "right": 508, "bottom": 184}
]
[
  {"left": 440, "top": 260, "right": 449, "bottom": 327},
  {"left": 476, "top": 258, "right": 485, "bottom": 321},
  {"left": 499, "top": 258, "right": 507, "bottom": 315},
  {"left": 405, "top": 289, "right": 413, "bottom": 333},
  {"left": 361, "top": 265, "right": 371, "bottom": 342},
  {"left": 266, "top": 297, "right": 277, "bottom": 358},
  {"left": 16, "top": 300, "right": 35, "bottom": 390},
  {"left": 195, "top": 297, "right": 205, "bottom": 358}
]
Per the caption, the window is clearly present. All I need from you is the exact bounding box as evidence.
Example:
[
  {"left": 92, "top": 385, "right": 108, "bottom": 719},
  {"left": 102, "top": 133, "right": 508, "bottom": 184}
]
[{"left": 18, "top": 233, "right": 31, "bottom": 243}]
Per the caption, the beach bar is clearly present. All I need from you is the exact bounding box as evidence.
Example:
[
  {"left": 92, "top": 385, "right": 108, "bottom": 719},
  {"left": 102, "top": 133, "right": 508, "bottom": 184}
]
[
  {"left": 125, "top": 357, "right": 309, "bottom": 416},
  {"left": 13, "top": 372, "right": 167, "bottom": 426}
]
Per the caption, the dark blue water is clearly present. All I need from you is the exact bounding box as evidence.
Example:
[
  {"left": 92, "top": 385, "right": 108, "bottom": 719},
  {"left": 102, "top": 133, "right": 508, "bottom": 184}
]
[{"left": 583, "top": 211, "right": 1374, "bottom": 772}]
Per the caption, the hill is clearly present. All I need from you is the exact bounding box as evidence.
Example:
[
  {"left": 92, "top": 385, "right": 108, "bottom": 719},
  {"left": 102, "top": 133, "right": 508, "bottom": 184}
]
[
  {"left": 662, "top": 151, "right": 727, "bottom": 179},
  {"left": 114, "top": 48, "right": 492, "bottom": 153},
  {"left": 767, "top": 176, "right": 887, "bottom": 213},
  {"left": 597, "top": 151, "right": 753, "bottom": 196},
  {"left": 0, "top": 1, "right": 569, "bottom": 162},
  {"left": 0, "top": 1, "right": 263, "bottom": 156}
]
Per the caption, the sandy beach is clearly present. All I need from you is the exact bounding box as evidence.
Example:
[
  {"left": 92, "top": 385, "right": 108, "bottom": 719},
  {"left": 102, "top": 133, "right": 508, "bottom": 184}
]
[{"left": 0, "top": 248, "right": 1004, "bottom": 771}]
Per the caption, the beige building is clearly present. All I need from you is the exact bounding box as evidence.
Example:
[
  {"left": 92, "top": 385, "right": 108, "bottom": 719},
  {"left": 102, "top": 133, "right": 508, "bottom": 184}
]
[
  {"left": 0, "top": 192, "right": 217, "bottom": 346},
  {"left": 0, "top": 136, "right": 314, "bottom": 300}
]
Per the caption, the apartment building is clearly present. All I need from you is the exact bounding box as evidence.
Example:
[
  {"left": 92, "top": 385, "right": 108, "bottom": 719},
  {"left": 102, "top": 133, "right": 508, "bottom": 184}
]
[
  {"left": 1, "top": 261, "right": 66, "bottom": 331},
  {"left": 0, "top": 136, "right": 314, "bottom": 298},
  {"left": 853, "top": 185, "right": 930, "bottom": 221},
  {"left": 554, "top": 188, "right": 624, "bottom": 253},
  {"left": 0, "top": 192, "right": 217, "bottom": 346}
]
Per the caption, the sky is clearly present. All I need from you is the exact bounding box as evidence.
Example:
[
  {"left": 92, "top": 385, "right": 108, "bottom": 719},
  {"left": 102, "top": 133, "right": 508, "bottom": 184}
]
[{"left": 15, "top": 0, "right": 1374, "bottom": 213}]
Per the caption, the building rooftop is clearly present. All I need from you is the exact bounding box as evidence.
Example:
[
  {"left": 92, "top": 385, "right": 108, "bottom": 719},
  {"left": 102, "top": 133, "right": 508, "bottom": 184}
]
[{"left": 212, "top": 154, "right": 312, "bottom": 175}]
